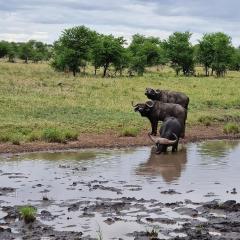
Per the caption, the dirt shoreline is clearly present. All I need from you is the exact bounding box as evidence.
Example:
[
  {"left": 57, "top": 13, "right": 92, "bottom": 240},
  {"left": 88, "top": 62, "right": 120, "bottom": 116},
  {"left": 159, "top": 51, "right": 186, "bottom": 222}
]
[{"left": 0, "top": 124, "right": 239, "bottom": 154}]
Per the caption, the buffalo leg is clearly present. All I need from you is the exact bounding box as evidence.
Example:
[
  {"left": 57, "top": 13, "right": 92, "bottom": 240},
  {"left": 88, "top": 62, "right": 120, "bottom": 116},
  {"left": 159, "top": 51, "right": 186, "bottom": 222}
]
[
  {"left": 172, "top": 141, "right": 179, "bottom": 152},
  {"left": 180, "top": 126, "right": 185, "bottom": 138},
  {"left": 156, "top": 144, "right": 167, "bottom": 154},
  {"left": 162, "top": 145, "right": 168, "bottom": 153},
  {"left": 180, "top": 120, "right": 186, "bottom": 138},
  {"left": 150, "top": 120, "right": 158, "bottom": 136}
]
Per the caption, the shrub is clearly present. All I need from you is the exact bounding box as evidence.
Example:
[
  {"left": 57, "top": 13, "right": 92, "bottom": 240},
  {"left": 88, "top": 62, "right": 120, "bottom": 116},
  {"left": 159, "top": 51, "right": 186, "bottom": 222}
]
[
  {"left": 19, "top": 206, "right": 37, "bottom": 224},
  {"left": 28, "top": 131, "right": 42, "bottom": 142},
  {"left": 223, "top": 123, "right": 239, "bottom": 134},
  {"left": 11, "top": 134, "right": 22, "bottom": 145},
  {"left": 42, "top": 128, "right": 65, "bottom": 143},
  {"left": 119, "top": 127, "right": 140, "bottom": 137},
  {"left": 41, "top": 128, "right": 78, "bottom": 143},
  {"left": 62, "top": 129, "right": 78, "bottom": 141},
  {"left": 198, "top": 116, "right": 214, "bottom": 126},
  {"left": 0, "top": 134, "right": 10, "bottom": 143}
]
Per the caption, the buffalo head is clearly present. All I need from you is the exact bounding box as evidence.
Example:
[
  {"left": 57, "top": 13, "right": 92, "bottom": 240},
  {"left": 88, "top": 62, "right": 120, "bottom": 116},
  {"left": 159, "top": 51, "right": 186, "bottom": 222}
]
[
  {"left": 145, "top": 88, "right": 156, "bottom": 99},
  {"left": 145, "top": 88, "right": 162, "bottom": 101},
  {"left": 132, "top": 101, "right": 154, "bottom": 116},
  {"left": 148, "top": 132, "right": 178, "bottom": 154}
]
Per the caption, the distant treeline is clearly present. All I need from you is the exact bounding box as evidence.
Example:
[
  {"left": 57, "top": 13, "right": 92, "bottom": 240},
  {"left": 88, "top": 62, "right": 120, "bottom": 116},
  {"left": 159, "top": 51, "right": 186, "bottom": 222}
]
[
  {"left": 1, "top": 25, "right": 240, "bottom": 77},
  {"left": 0, "top": 40, "right": 52, "bottom": 63}
]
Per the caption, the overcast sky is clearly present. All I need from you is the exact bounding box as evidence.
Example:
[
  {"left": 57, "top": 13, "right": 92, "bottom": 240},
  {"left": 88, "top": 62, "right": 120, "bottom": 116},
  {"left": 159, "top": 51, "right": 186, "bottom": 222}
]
[{"left": 0, "top": 0, "right": 239, "bottom": 46}]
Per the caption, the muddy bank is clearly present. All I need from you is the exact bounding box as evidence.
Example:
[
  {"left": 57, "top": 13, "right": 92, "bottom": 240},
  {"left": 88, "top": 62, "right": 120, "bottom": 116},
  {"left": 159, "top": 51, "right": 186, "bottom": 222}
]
[
  {"left": 2, "top": 197, "right": 240, "bottom": 239},
  {"left": 0, "top": 124, "right": 239, "bottom": 154}
]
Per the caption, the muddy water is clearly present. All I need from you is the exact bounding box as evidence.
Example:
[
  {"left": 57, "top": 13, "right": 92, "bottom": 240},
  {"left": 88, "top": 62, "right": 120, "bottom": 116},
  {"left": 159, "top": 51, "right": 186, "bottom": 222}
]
[{"left": 0, "top": 140, "right": 240, "bottom": 239}]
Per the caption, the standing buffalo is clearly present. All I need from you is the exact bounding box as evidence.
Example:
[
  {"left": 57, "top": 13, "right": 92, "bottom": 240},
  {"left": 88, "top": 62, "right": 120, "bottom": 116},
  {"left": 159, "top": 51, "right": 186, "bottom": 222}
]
[
  {"left": 132, "top": 100, "right": 186, "bottom": 137},
  {"left": 148, "top": 117, "right": 183, "bottom": 154},
  {"left": 145, "top": 88, "right": 189, "bottom": 110}
]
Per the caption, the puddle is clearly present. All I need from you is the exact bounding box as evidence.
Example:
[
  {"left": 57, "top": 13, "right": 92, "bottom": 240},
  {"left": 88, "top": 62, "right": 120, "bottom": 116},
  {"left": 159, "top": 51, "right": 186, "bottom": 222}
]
[{"left": 1, "top": 140, "right": 240, "bottom": 239}]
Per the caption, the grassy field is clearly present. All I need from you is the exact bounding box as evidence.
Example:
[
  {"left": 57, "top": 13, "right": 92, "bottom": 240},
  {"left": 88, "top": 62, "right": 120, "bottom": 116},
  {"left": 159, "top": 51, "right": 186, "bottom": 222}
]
[{"left": 0, "top": 61, "right": 240, "bottom": 143}]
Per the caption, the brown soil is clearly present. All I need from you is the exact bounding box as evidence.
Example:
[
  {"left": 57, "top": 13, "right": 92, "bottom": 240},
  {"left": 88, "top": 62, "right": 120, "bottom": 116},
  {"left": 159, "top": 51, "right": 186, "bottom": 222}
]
[{"left": 0, "top": 124, "right": 239, "bottom": 154}]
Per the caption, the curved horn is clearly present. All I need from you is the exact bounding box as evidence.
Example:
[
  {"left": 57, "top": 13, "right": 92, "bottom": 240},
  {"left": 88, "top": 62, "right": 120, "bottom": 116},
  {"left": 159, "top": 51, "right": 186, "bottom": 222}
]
[
  {"left": 148, "top": 132, "right": 158, "bottom": 143},
  {"left": 172, "top": 133, "right": 178, "bottom": 140},
  {"left": 131, "top": 101, "right": 138, "bottom": 107},
  {"left": 145, "top": 101, "right": 154, "bottom": 108},
  {"left": 158, "top": 138, "right": 177, "bottom": 145},
  {"left": 148, "top": 133, "right": 177, "bottom": 145}
]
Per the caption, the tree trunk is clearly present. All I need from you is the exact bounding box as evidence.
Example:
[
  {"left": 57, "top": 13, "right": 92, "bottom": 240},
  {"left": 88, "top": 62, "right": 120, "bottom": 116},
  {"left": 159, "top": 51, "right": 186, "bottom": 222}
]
[
  {"left": 73, "top": 70, "right": 76, "bottom": 77},
  {"left": 120, "top": 68, "right": 123, "bottom": 77},
  {"left": 8, "top": 57, "right": 14, "bottom": 63},
  {"left": 103, "top": 63, "right": 109, "bottom": 77},
  {"left": 205, "top": 66, "right": 208, "bottom": 76},
  {"left": 94, "top": 66, "right": 97, "bottom": 75},
  {"left": 211, "top": 68, "right": 214, "bottom": 76}
]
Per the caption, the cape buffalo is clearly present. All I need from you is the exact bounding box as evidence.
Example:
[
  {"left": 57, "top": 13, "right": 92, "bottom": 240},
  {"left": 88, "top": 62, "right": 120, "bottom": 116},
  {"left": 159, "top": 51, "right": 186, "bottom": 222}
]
[
  {"left": 132, "top": 100, "right": 186, "bottom": 137},
  {"left": 148, "top": 117, "right": 183, "bottom": 154},
  {"left": 145, "top": 88, "right": 189, "bottom": 110}
]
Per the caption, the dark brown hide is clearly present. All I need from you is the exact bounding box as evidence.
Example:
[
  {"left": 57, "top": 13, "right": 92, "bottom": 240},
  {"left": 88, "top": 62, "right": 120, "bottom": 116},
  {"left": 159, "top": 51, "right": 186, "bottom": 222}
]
[{"left": 145, "top": 88, "right": 189, "bottom": 110}]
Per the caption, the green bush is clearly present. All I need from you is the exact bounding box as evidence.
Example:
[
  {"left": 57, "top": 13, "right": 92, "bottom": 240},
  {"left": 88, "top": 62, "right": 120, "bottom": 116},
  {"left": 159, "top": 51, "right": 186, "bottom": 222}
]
[
  {"left": 223, "top": 123, "right": 239, "bottom": 134},
  {"left": 119, "top": 127, "right": 140, "bottom": 137},
  {"left": 11, "top": 134, "right": 22, "bottom": 145},
  {"left": 0, "top": 133, "right": 10, "bottom": 143},
  {"left": 28, "top": 131, "right": 42, "bottom": 142},
  {"left": 41, "top": 128, "right": 78, "bottom": 143},
  {"left": 198, "top": 116, "right": 214, "bottom": 126},
  {"left": 19, "top": 206, "right": 37, "bottom": 224},
  {"left": 42, "top": 128, "right": 65, "bottom": 143},
  {"left": 62, "top": 129, "right": 78, "bottom": 141}
]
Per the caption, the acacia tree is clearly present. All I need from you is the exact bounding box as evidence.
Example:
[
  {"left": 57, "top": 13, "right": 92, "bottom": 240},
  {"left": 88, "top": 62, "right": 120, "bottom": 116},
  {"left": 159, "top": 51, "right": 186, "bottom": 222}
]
[
  {"left": 114, "top": 48, "right": 131, "bottom": 76},
  {"left": 164, "top": 32, "right": 194, "bottom": 76},
  {"left": 229, "top": 48, "right": 240, "bottom": 71},
  {"left": 211, "top": 33, "right": 233, "bottom": 77},
  {"left": 30, "top": 41, "right": 52, "bottom": 62},
  {"left": 197, "top": 34, "right": 215, "bottom": 76},
  {"left": 91, "top": 35, "right": 126, "bottom": 77},
  {"left": 51, "top": 26, "right": 97, "bottom": 76},
  {"left": 51, "top": 45, "right": 80, "bottom": 74},
  {"left": 7, "top": 42, "right": 18, "bottom": 63},
  {"left": 0, "top": 41, "right": 8, "bottom": 58},
  {"left": 18, "top": 41, "right": 34, "bottom": 63},
  {"left": 197, "top": 32, "right": 233, "bottom": 77},
  {"left": 128, "top": 34, "right": 166, "bottom": 76}
]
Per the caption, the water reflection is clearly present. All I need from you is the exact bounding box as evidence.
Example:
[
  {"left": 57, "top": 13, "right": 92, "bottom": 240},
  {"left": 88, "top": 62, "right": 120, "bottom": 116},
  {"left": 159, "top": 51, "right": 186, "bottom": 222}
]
[
  {"left": 10, "top": 151, "right": 98, "bottom": 161},
  {"left": 136, "top": 147, "right": 187, "bottom": 183},
  {"left": 197, "top": 140, "right": 239, "bottom": 159}
]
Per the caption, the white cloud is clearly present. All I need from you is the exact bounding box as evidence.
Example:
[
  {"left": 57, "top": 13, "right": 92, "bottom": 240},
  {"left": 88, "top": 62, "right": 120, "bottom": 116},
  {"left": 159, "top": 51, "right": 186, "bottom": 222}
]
[{"left": 0, "top": 0, "right": 239, "bottom": 46}]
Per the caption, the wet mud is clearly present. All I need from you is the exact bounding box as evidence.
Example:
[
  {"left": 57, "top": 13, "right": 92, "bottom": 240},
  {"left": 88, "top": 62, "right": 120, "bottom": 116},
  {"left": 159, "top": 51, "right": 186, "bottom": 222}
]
[{"left": 1, "top": 140, "right": 240, "bottom": 239}]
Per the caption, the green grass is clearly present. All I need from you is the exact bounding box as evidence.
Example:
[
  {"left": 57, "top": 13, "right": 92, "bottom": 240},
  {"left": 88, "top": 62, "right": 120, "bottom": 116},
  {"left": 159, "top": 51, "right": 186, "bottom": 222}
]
[
  {"left": 119, "top": 127, "right": 140, "bottom": 137},
  {"left": 0, "top": 61, "right": 240, "bottom": 143},
  {"left": 19, "top": 206, "right": 37, "bottom": 223},
  {"left": 42, "top": 128, "right": 78, "bottom": 143},
  {"left": 223, "top": 123, "right": 240, "bottom": 134}
]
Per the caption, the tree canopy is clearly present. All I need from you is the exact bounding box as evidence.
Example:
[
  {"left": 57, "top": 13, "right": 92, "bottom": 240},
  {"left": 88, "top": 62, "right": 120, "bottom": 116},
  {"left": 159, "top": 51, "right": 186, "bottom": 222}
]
[
  {"left": 1, "top": 26, "right": 240, "bottom": 78},
  {"left": 51, "top": 26, "right": 97, "bottom": 76},
  {"left": 197, "top": 32, "right": 234, "bottom": 77},
  {"left": 164, "top": 32, "right": 194, "bottom": 76}
]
